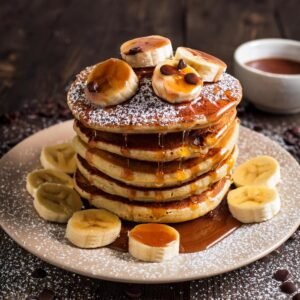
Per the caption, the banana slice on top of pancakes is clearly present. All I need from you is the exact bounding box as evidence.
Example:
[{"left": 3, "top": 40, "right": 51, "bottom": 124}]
[
  {"left": 175, "top": 47, "right": 227, "bottom": 82},
  {"left": 85, "top": 58, "right": 138, "bottom": 107},
  {"left": 120, "top": 35, "right": 173, "bottom": 68},
  {"left": 152, "top": 59, "right": 203, "bottom": 103}
]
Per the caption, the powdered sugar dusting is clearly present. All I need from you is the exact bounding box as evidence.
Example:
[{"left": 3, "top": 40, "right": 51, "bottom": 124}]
[
  {"left": 67, "top": 67, "right": 242, "bottom": 130},
  {"left": 0, "top": 122, "right": 299, "bottom": 283},
  {"left": 202, "top": 73, "right": 241, "bottom": 103}
]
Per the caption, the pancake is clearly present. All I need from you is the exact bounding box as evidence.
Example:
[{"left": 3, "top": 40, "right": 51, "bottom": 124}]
[
  {"left": 72, "top": 119, "right": 239, "bottom": 188},
  {"left": 76, "top": 145, "right": 237, "bottom": 202},
  {"left": 74, "top": 171, "right": 231, "bottom": 223},
  {"left": 73, "top": 109, "right": 237, "bottom": 162},
  {"left": 67, "top": 67, "right": 242, "bottom": 134},
  {"left": 67, "top": 38, "right": 242, "bottom": 225}
]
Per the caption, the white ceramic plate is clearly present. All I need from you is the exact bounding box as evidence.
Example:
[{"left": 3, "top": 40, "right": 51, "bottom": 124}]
[{"left": 0, "top": 121, "right": 299, "bottom": 283}]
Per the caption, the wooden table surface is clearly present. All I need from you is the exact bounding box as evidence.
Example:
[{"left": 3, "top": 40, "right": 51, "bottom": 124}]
[{"left": 0, "top": 1, "right": 300, "bottom": 299}]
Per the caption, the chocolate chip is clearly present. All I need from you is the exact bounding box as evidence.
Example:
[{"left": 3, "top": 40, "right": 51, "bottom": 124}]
[
  {"left": 160, "top": 65, "right": 177, "bottom": 76},
  {"left": 260, "top": 254, "right": 271, "bottom": 263},
  {"left": 253, "top": 125, "right": 263, "bottom": 132},
  {"left": 177, "top": 59, "right": 187, "bottom": 70},
  {"left": 189, "top": 130, "right": 205, "bottom": 147},
  {"left": 280, "top": 281, "right": 297, "bottom": 294},
  {"left": 26, "top": 296, "right": 39, "bottom": 300},
  {"left": 124, "top": 284, "right": 142, "bottom": 298},
  {"left": 283, "top": 127, "right": 300, "bottom": 145},
  {"left": 192, "top": 136, "right": 204, "bottom": 147},
  {"left": 274, "top": 269, "right": 290, "bottom": 281},
  {"left": 293, "top": 293, "right": 300, "bottom": 300},
  {"left": 31, "top": 268, "right": 47, "bottom": 278},
  {"left": 58, "top": 108, "right": 71, "bottom": 118},
  {"left": 283, "top": 131, "right": 298, "bottom": 145},
  {"left": 291, "top": 126, "right": 300, "bottom": 138},
  {"left": 184, "top": 73, "right": 199, "bottom": 85},
  {"left": 86, "top": 81, "right": 100, "bottom": 93},
  {"left": 82, "top": 198, "right": 92, "bottom": 209},
  {"left": 8, "top": 111, "right": 20, "bottom": 122},
  {"left": 127, "top": 46, "right": 142, "bottom": 55},
  {"left": 38, "top": 288, "right": 55, "bottom": 300}
]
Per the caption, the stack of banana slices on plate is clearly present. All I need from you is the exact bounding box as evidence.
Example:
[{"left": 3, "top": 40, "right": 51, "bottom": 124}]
[
  {"left": 26, "top": 143, "right": 123, "bottom": 249},
  {"left": 26, "top": 35, "right": 282, "bottom": 262}
]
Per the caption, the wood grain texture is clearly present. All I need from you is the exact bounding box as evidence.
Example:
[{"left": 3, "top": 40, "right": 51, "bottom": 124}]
[
  {"left": 0, "top": 0, "right": 184, "bottom": 114},
  {"left": 275, "top": 0, "right": 300, "bottom": 38},
  {"left": 185, "top": 0, "right": 281, "bottom": 72}
]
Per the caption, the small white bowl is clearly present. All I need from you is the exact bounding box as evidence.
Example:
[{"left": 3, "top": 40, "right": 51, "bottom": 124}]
[{"left": 234, "top": 38, "right": 300, "bottom": 114}]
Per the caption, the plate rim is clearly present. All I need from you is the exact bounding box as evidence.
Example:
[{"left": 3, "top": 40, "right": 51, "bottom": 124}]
[{"left": 0, "top": 120, "right": 299, "bottom": 284}]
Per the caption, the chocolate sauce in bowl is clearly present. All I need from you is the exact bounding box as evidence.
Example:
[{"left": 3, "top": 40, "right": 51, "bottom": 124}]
[{"left": 245, "top": 58, "right": 300, "bottom": 74}]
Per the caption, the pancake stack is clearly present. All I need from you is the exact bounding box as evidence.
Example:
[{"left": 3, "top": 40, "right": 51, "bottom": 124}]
[{"left": 67, "top": 36, "right": 242, "bottom": 223}]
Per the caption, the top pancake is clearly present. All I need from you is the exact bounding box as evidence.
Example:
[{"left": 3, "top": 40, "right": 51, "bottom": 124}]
[{"left": 67, "top": 66, "right": 242, "bottom": 133}]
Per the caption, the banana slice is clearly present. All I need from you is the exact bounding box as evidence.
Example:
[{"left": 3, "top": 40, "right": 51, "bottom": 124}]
[
  {"left": 65, "top": 209, "right": 121, "bottom": 248},
  {"left": 128, "top": 223, "right": 179, "bottom": 262},
  {"left": 85, "top": 58, "right": 138, "bottom": 107},
  {"left": 152, "top": 59, "right": 203, "bottom": 103},
  {"left": 120, "top": 35, "right": 173, "bottom": 68},
  {"left": 227, "top": 185, "right": 281, "bottom": 223},
  {"left": 40, "top": 142, "right": 76, "bottom": 174},
  {"left": 233, "top": 156, "right": 280, "bottom": 188},
  {"left": 175, "top": 47, "right": 227, "bottom": 82},
  {"left": 26, "top": 169, "right": 73, "bottom": 197},
  {"left": 34, "top": 183, "right": 82, "bottom": 223}
]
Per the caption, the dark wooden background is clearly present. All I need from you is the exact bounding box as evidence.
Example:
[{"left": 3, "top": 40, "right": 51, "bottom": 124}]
[
  {"left": 0, "top": 0, "right": 300, "bottom": 299},
  {"left": 1, "top": 0, "right": 300, "bottom": 114}
]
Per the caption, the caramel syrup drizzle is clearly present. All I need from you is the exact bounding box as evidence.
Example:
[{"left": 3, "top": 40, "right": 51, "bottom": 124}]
[
  {"left": 156, "top": 133, "right": 166, "bottom": 186},
  {"left": 121, "top": 133, "right": 134, "bottom": 180},
  {"left": 176, "top": 130, "right": 190, "bottom": 180},
  {"left": 88, "top": 130, "right": 97, "bottom": 148}
]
